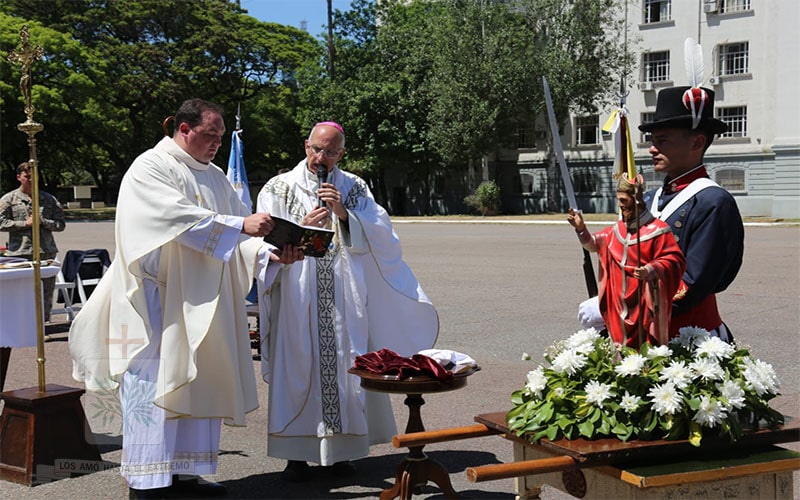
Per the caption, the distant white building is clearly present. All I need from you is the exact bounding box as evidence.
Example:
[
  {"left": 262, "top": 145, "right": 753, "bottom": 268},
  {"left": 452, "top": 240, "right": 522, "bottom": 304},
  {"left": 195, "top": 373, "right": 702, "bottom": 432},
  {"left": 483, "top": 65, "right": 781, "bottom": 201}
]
[{"left": 494, "top": 0, "right": 799, "bottom": 218}]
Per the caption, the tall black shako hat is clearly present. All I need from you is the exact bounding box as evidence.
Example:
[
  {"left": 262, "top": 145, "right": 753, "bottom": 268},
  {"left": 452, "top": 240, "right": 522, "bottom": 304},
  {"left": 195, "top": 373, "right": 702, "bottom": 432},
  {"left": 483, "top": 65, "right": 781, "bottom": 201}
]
[{"left": 639, "top": 86, "right": 728, "bottom": 134}]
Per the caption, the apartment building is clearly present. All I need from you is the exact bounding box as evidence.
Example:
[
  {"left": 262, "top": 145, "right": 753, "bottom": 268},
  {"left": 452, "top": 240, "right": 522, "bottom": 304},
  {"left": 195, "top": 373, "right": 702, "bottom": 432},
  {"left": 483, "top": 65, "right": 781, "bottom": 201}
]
[{"left": 495, "top": 0, "right": 799, "bottom": 218}]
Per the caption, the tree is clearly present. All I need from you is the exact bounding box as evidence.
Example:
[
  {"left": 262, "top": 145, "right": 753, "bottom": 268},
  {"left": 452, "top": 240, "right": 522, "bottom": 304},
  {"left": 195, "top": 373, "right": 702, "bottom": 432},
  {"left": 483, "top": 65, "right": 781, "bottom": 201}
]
[
  {"left": 297, "top": 0, "right": 450, "bottom": 213},
  {"left": 1, "top": 0, "right": 321, "bottom": 199},
  {"left": 2, "top": 0, "right": 632, "bottom": 215},
  {"left": 1, "top": 13, "right": 110, "bottom": 194},
  {"left": 426, "top": 0, "right": 630, "bottom": 211},
  {"left": 299, "top": 0, "right": 630, "bottom": 214},
  {"left": 513, "top": 0, "right": 631, "bottom": 211}
]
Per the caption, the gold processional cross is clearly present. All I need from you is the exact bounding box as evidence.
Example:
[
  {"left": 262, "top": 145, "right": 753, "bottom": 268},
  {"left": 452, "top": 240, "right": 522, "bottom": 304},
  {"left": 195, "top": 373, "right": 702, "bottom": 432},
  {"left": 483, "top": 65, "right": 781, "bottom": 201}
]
[{"left": 8, "top": 25, "right": 44, "bottom": 123}]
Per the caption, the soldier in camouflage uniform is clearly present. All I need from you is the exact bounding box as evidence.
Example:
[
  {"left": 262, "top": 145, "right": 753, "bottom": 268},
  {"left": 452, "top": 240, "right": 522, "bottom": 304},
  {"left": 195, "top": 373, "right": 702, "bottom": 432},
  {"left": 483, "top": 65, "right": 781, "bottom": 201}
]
[{"left": 0, "top": 162, "right": 66, "bottom": 321}]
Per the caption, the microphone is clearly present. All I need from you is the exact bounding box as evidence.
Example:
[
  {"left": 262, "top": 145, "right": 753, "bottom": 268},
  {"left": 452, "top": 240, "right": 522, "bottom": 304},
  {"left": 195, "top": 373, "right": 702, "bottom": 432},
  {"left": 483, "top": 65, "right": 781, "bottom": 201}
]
[{"left": 317, "top": 165, "right": 328, "bottom": 208}]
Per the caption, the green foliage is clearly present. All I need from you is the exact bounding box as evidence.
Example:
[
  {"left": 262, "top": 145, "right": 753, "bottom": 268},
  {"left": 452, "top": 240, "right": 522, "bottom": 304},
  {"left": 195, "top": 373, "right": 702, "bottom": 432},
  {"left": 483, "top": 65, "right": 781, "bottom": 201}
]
[
  {"left": 2, "top": 0, "right": 320, "bottom": 196},
  {"left": 1, "top": 0, "right": 634, "bottom": 212},
  {"left": 464, "top": 180, "right": 500, "bottom": 216},
  {"left": 508, "top": 328, "right": 784, "bottom": 447}
]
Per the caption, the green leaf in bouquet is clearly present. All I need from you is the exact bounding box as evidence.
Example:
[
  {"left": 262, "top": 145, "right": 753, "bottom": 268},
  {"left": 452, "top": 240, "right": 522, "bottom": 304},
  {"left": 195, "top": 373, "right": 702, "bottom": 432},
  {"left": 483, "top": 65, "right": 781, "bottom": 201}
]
[
  {"left": 524, "top": 420, "right": 544, "bottom": 434},
  {"left": 556, "top": 415, "right": 575, "bottom": 428},
  {"left": 644, "top": 411, "right": 659, "bottom": 433},
  {"left": 532, "top": 428, "right": 550, "bottom": 442},
  {"left": 612, "top": 422, "right": 630, "bottom": 438},
  {"left": 578, "top": 419, "right": 595, "bottom": 438},
  {"left": 574, "top": 401, "right": 591, "bottom": 418},
  {"left": 539, "top": 400, "right": 554, "bottom": 422}
]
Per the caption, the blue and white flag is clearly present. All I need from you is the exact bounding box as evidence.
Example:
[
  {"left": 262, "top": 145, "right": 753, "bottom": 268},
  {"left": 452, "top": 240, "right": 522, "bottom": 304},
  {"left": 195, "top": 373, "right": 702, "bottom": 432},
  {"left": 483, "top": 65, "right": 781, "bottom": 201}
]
[{"left": 227, "top": 129, "right": 252, "bottom": 212}]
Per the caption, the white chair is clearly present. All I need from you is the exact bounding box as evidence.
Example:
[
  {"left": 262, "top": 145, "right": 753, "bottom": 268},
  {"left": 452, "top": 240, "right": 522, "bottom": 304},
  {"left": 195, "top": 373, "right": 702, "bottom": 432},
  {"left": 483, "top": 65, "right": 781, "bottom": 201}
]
[
  {"left": 51, "top": 269, "right": 78, "bottom": 321},
  {"left": 75, "top": 255, "right": 108, "bottom": 304}
]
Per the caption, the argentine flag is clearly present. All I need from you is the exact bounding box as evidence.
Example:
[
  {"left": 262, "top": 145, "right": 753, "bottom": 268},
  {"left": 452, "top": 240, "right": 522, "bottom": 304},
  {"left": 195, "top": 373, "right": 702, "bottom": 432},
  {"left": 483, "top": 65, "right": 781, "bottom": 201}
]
[{"left": 227, "top": 129, "right": 252, "bottom": 212}]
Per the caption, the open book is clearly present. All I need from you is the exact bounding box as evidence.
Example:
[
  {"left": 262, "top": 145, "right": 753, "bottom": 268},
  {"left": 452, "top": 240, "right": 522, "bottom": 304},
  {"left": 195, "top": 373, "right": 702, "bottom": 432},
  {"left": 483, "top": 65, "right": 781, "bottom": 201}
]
[{"left": 264, "top": 216, "right": 334, "bottom": 258}]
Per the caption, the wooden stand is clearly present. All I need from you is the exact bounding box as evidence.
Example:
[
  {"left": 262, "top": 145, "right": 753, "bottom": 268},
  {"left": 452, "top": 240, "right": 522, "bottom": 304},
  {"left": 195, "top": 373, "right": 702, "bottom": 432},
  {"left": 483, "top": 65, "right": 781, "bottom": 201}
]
[
  {"left": 349, "top": 367, "right": 477, "bottom": 499},
  {"left": 513, "top": 439, "right": 798, "bottom": 499},
  {"left": 0, "top": 384, "right": 101, "bottom": 485},
  {"left": 384, "top": 392, "right": 461, "bottom": 500},
  {"left": 469, "top": 412, "right": 800, "bottom": 499}
]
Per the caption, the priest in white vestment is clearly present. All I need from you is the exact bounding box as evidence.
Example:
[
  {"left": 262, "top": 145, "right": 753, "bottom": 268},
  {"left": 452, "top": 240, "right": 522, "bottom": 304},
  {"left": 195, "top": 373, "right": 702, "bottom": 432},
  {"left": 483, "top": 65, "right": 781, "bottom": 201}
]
[
  {"left": 256, "top": 122, "right": 439, "bottom": 481},
  {"left": 69, "top": 99, "right": 302, "bottom": 497}
]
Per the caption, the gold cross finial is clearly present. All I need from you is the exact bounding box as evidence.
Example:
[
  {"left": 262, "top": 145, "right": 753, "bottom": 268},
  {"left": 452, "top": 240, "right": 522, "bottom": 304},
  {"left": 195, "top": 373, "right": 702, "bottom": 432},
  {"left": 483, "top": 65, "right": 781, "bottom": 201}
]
[{"left": 8, "top": 25, "right": 45, "bottom": 122}]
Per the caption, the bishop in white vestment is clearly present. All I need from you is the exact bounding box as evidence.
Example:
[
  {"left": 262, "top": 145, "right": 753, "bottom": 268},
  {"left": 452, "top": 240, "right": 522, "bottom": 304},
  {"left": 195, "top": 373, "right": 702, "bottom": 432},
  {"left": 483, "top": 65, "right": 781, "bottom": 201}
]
[{"left": 256, "top": 122, "right": 439, "bottom": 477}]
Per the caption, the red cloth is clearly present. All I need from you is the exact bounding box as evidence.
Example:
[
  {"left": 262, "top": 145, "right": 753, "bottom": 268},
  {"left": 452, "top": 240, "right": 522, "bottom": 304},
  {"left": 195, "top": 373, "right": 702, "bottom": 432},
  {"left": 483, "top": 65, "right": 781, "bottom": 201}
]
[
  {"left": 663, "top": 165, "right": 709, "bottom": 195},
  {"left": 592, "top": 218, "right": 686, "bottom": 347},
  {"left": 353, "top": 348, "right": 453, "bottom": 381},
  {"left": 668, "top": 292, "right": 723, "bottom": 337}
]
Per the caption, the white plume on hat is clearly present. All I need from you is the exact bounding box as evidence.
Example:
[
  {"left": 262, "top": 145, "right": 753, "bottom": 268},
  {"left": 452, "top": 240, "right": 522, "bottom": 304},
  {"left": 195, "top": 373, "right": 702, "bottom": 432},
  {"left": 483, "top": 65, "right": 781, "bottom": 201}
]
[{"left": 683, "top": 38, "right": 707, "bottom": 130}]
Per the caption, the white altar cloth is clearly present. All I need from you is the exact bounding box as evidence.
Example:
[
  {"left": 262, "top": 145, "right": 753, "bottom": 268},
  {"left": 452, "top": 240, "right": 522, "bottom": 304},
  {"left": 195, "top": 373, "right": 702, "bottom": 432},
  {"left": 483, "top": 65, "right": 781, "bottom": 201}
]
[{"left": 0, "top": 261, "right": 60, "bottom": 348}]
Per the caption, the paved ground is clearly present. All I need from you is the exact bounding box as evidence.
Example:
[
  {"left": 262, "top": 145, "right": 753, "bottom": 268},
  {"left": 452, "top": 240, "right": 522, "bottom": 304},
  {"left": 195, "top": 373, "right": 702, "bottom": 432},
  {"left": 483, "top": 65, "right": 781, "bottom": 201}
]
[{"left": 2, "top": 219, "right": 799, "bottom": 499}]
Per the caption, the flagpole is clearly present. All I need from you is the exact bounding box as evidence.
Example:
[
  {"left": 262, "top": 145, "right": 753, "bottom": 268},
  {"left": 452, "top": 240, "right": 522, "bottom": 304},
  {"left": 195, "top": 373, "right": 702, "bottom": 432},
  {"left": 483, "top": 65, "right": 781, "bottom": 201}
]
[
  {"left": 235, "top": 102, "right": 241, "bottom": 131},
  {"left": 228, "top": 102, "right": 252, "bottom": 212},
  {"left": 618, "top": 2, "right": 645, "bottom": 346}
]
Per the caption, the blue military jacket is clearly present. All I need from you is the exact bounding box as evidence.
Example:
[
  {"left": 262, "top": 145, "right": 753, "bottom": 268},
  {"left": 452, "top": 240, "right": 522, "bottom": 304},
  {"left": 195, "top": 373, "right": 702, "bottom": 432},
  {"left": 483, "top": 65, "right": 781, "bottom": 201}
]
[{"left": 644, "top": 168, "right": 744, "bottom": 320}]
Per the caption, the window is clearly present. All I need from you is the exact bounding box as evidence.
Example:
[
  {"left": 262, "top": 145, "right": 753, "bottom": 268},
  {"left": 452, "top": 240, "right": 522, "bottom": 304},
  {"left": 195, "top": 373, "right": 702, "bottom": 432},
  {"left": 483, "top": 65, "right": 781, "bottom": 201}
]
[
  {"left": 516, "top": 126, "right": 536, "bottom": 149},
  {"left": 643, "top": 51, "right": 670, "bottom": 82},
  {"left": 515, "top": 170, "right": 544, "bottom": 195},
  {"left": 640, "top": 112, "right": 655, "bottom": 143},
  {"left": 720, "top": 0, "right": 750, "bottom": 13},
  {"left": 716, "top": 106, "right": 747, "bottom": 138},
  {"left": 715, "top": 168, "right": 746, "bottom": 192},
  {"left": 718, "top": 42, "right": 749, "bottom": 75},
  {"left": 575, "top": 116, "right": 599, "bottom": 145},
  {"left": 644, "top": 0, "right": 672, "bottom": 23},
  {"left": 572, "top": 171, "right": 598, "bottom": 194},
  {"left": 517, "top": 173, "right": 535, "bottom": 194}
]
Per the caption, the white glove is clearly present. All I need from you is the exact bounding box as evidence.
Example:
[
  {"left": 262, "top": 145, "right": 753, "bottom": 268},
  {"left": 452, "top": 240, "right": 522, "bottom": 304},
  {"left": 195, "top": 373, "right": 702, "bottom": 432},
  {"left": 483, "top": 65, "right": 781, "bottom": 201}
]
[{"left": 578, "top": 296, "right": 606, "bottom": 330}]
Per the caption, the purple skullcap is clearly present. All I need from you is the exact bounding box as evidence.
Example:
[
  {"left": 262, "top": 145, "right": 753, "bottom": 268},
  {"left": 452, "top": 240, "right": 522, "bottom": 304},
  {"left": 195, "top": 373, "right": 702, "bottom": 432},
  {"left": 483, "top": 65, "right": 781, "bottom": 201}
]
[{"left": 315, "top": 121, "right": 345, "bottom": 135}]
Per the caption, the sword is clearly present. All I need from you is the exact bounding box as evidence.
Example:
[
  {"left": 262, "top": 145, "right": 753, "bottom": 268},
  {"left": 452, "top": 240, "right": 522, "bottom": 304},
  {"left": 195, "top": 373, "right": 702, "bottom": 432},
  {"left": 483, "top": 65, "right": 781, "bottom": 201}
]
[{"left": 542, "top": 76, "right": 598, "bottom": 298}]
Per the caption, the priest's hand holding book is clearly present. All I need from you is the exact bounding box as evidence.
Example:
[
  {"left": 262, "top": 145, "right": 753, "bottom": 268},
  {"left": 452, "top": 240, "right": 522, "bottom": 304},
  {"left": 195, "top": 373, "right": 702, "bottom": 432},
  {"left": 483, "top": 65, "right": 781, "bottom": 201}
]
[
  {"left": 263, "top": 212, "right": 335, "bottom": 258},
  {"left": 241, "top": 212, "right": 305, "bottom": 264}
]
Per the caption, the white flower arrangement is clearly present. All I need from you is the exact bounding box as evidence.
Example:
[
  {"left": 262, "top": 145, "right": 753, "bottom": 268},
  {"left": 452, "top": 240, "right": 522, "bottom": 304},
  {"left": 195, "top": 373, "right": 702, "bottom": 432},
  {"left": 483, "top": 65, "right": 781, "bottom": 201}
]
[{"left": 507, "top": 327, "right": 784, "bottom": 447}]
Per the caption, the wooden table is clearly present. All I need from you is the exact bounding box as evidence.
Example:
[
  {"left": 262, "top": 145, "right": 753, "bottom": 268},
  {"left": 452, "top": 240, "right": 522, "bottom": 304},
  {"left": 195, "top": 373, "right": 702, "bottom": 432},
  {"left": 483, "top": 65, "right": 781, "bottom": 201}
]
[
  {"left": 349, "top": 367, "right": 478, "bottom": 500},
  {"left": 473, "top": 412, "right": 800, "bottom": 499}
]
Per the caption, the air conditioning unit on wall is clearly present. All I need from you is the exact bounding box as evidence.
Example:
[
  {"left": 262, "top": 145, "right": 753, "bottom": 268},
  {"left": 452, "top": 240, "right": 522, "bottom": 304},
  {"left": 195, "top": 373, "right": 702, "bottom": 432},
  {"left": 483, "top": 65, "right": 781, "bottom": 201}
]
[
  {"left": 709, "top": 75, "right": 721, "bottom": 86},
  {"left": 704, "top": 0, "right": 719, "bottom": 13},
  {"left": 638, "top": 81, "right": 654, "bottom": 92}
]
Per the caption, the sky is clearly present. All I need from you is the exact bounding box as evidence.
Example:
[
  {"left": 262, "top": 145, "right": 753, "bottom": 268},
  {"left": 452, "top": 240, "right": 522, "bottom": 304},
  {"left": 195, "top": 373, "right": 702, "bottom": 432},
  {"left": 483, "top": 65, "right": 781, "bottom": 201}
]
[{"left": 239, "top": 0, "right": 352, "bottom": 36}]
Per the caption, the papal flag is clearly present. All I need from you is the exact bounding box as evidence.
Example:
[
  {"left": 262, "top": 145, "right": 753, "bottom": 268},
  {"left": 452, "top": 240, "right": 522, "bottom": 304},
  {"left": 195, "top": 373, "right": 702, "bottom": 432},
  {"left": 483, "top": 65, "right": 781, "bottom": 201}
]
[
  {"left": 227, "top": 129, "right": 252, "bottom": 212},
  {"left": 602, "top": 108, "right": 637, "bottom": 181}
]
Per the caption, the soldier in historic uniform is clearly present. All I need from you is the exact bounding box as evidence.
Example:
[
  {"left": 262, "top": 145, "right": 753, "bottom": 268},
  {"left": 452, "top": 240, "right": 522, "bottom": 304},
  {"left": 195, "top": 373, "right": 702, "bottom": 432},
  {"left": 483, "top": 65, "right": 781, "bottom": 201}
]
[{"left": 579, "top": 86, "right": 744, "bottom": 342}]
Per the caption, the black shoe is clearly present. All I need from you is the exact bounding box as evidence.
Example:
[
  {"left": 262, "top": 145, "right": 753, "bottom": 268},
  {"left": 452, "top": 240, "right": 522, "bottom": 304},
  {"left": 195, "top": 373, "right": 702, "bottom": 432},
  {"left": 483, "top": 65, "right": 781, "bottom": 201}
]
[
  {"left": 128, "top": 486, "right": 172, "bottom": 499},
  {"left": 281, "top": 460, "right": 311, "bottom": 482},
  {"left": 171, "top": 475, "right": 227, "bottom": 497},
  {"left": 327, "top": 460, "right": 357, "bottom": 477}
]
